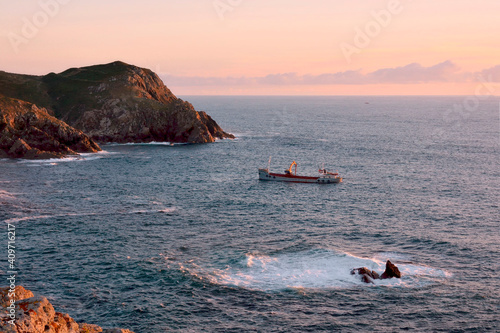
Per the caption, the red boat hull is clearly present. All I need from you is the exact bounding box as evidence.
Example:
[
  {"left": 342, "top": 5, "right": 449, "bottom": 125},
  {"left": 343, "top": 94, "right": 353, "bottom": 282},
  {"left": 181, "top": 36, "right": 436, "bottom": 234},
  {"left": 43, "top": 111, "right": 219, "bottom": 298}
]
[{"left": 258, "top": 169, "right": 341, "bottom": 184}]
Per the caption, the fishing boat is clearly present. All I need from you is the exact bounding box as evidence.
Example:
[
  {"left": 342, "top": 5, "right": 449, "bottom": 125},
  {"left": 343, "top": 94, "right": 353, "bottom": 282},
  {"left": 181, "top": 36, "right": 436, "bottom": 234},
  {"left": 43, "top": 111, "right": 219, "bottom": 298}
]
[{"left": 258, "top": 160, "right": 342, "bottom": 184}]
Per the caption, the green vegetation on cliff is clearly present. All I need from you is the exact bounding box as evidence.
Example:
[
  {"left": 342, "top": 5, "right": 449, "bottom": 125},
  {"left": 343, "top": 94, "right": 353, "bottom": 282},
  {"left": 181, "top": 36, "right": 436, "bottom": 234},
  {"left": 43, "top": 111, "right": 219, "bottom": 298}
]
[{"left": 0, "top": 61, "right": 234, "bottom": 145}]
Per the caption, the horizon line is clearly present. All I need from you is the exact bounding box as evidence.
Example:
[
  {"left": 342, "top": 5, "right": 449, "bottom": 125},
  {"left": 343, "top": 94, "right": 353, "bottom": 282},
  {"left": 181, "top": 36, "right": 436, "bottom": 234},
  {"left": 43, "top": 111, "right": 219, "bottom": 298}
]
[{"left": 177, "top": 94, "right": 500, "bottom": 97}]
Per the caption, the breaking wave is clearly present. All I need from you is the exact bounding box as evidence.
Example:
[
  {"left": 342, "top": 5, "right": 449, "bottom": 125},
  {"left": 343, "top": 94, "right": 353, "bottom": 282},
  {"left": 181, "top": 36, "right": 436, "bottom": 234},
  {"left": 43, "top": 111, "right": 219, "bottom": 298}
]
[
  {"left": 0, "top": 189, "right": 17, "bottom": 200},
  {"left": 130, "top": 207, "right": 178, "bottom": 214},
  {"left": 4, "top": 206, "right": 178, "bottom": 224},
  {"left": 104, "top": 142, "right": 187, "bottom": 146},
  {"left": 18, "top": 151, "right": 111, "bottom": 165},
  {"left": 177, "top": 249, "right": 448, "bottom": 291}
]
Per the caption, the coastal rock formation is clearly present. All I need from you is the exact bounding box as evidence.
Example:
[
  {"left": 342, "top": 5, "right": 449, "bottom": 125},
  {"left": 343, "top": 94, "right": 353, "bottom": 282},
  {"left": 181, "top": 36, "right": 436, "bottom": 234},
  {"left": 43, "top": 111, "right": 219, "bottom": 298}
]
[
  {"left": 351, "top": 260, "right": 402, "bottom": 284},
  {"left": 0, "top": 286, "right": 34, "bottom": 308},
  {"left": 380, "top": 260, "right": 402, "bottom": 279},
  {"left": 0, "top": 61, "right": 234, "bottom": 145},
  {"left": 0, "top": 95, "right": 101, "bottom": 159},
  {"left": 350, "top": 267, "right": 380, "bottom": 284},
  {"left": 0, "top": 286, "right": 134, "bottom": 333}
]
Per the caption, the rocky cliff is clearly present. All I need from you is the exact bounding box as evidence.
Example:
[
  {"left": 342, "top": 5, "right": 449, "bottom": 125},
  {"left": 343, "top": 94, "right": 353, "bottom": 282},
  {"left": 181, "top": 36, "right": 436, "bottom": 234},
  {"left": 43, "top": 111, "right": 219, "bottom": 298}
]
[
  {"left": 0, "top": 61, "right": 234, "bottom": 145},
  {"left": 0, "top": 286, "right": 134, "bottom": 333},
  {"left": 0, "top": 95, "right": 101, "bottom": 159}
]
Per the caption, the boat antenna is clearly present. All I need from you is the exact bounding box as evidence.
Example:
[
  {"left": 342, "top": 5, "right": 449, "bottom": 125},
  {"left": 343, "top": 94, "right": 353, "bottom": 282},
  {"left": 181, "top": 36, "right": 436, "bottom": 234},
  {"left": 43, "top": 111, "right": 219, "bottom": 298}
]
[{"left": 267, "top": 156, "right": 272, "bottom": 171}]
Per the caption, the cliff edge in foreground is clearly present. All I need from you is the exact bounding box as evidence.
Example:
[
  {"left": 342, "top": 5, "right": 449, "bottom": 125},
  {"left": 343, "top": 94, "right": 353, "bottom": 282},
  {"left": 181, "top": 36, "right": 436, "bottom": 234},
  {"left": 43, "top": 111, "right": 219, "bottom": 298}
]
[
  {"left": 0, "top": 95, "right": 101, "bottom": 159},
  {"left": 0, "top": 286, "right": 134, "bottom": 333},
  {"left": 0, "top": 61, "right": 234, "bottom": 145}
]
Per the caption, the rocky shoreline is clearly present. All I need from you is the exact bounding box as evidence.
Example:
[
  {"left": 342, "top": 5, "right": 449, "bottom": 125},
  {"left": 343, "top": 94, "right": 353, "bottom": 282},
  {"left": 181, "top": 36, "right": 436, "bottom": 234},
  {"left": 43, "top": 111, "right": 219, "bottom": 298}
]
[
  {"left": 1, "top": 286, "right": 134, "bottom": 333},
  {"left": 0, "top": 95, "right": 101, "bottom": 159},
  {"left": 0, "top": 61, "right": 234, "bottom": 159}
]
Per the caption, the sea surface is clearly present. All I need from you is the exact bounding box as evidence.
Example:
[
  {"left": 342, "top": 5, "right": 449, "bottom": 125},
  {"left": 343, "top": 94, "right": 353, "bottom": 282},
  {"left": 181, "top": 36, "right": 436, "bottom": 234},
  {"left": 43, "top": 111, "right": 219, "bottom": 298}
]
[{"left": 1, "top": 96, "right": 499, "bottom": 332}]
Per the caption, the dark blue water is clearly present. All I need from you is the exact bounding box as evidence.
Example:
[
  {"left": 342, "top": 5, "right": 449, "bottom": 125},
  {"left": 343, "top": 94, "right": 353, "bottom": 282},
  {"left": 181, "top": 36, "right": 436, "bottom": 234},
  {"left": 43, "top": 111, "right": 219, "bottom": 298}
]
[{"left": 1, "top": 96, "right": 499, "bottom": 332}]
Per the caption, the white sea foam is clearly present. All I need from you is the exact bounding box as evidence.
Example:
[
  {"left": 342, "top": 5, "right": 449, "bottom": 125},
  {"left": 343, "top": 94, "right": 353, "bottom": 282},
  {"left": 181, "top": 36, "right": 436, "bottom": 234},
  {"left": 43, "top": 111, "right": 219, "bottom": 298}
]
[
  {"left": 0, "top": 190, "right": 17, "bottom": 200},
  {"left": 373, "top": 252, "right": 414, "bottom": 263},
  {"left": 158, "top": 207, "right": 177, "bottom": 213},
  {"left": 104, "top": 142, "right": 187, "bottom": 146},
  {"left": 182, "top": 249, "right": 449, "bottom": 291},
  {"left": 3, "top": 212, "right": 100, "bottom": 224},
  {"left": 18, "top": 150, "right": 111, "bottom": 165},
  {"left": 4, "top": 215, "right": 54, "bottom": 223},
  {"left": 214, "top": 136, "right": 237, "bottom": 142},
  {"left": 229, "top": 132, "right": 249, "bottom": 138},
  {"left": 130, "top": 207, "right": 177, "bottom": 214}
]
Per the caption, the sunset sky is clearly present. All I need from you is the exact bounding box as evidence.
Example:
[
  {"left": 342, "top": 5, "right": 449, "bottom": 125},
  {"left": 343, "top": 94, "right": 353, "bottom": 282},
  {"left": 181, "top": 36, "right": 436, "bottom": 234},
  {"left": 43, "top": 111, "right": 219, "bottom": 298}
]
[{"left": 1, "top": 0, "right": 499, "bottom": 95}]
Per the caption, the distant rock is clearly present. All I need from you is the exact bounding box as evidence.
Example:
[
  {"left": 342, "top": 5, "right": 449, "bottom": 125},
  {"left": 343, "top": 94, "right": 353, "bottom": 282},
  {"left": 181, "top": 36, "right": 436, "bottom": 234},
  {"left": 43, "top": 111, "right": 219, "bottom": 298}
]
[
  {"left": 0, "top": 61, "right": 234, "bottom": 144},
  {"left": 351, "top": 260, "right": 401, "bottom": 283},
  {"left": 0, "top": 286, "right": 134, "bottom": 333},
  {"left": 380, "top": 260, "right": 402, "bottom": 279},
  {"left": 0, "top": 95, "right": 101, "bottom": 159},
  {"left": 350, "top": 267, "right": 380, "bottom": 284}
]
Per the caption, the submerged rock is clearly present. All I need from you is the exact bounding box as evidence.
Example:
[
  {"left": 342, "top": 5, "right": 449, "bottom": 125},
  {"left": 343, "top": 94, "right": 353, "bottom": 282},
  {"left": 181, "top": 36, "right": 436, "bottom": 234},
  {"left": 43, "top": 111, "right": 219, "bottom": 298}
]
[
  {"left": 351, "top": 260, "right": 401, "bottom": 283},
  {"left": 0, "top": 286, "right": 134, "bottom": 333}
]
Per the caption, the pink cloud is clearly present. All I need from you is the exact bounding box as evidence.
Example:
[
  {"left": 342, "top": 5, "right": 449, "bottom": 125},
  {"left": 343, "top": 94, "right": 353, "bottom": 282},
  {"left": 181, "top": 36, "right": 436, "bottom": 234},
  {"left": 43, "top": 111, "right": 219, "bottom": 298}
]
[
  {"left": 479, "top": 65, "right": 500, "bottom": 82},
  {"left": 367, "top": 61, "right": 461, "bottom": 83},
  {"left": 161, "top": 61, "right": 499, "bottom": 86}
]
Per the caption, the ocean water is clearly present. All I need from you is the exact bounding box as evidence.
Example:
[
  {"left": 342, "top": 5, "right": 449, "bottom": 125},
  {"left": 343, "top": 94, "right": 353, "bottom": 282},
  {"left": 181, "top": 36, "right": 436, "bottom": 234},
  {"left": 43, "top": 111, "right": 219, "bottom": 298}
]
[{"left": 1, "top": 96, "right": 499, "bottom": 332}]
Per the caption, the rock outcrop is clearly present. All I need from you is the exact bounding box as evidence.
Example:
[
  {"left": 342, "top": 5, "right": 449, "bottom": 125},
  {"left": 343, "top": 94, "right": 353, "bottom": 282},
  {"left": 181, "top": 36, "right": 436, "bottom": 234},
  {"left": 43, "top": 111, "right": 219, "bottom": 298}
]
[
  {"left": 351, "top": 260, "right": 402, "bottom": 284},
  {"left": 0, "top": 61, "right": 234, "bottom": 145},
  {"left": 0, "top": 286, "right": 134, "bottom": 333},
  {"left": 350, "top": 267, "right": 380, "bottom": 284},
  {"left": 0, "top": 95, "right": 101, "bottom": 159},
  {"left": 380, "top": 260, "right": 402, "bottom": 279}
]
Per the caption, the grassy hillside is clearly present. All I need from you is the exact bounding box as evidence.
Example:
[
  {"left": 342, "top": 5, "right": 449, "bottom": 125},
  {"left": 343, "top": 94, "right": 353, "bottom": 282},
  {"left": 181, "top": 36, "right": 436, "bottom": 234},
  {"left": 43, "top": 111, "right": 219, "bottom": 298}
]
[{"left": 0, "top": 61, "right": 233, "bottom": 143}]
